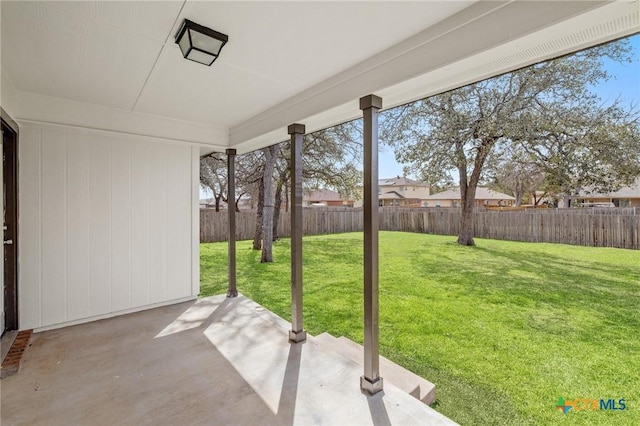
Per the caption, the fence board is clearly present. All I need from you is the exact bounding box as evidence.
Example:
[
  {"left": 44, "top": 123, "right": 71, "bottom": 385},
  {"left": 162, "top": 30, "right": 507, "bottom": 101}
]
[{"left": 200, "top": 207, "right": 640, "bottom": 249}]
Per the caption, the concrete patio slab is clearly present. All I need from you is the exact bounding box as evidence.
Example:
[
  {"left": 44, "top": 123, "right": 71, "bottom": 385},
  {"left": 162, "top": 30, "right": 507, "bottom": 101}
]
[{"left": 1, "top": 294, "right": 456, "bottom": 425}]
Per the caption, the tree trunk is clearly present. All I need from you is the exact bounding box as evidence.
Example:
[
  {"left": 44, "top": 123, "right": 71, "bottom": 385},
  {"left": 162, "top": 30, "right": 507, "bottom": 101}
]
[
  {"left": 214, "top": 194, "right": 222, "bottom": 212},
  {"left": 235, "top": 192, "right": 244, "bottom": 212},
  {"left": 261, "top": 146, "right": 276, "bottom": 262},
  {"left": 533, "top": 192, "right": 546, "bottom": 206},
  {"left": 273, "top": 181, "right": 283, "bottom": 241},
  {"left": 457, "top": 184, "right": 476, "bottom": 246},
  {"left": 456, "top": 138, "right": 492, "bottom": 245},
  {"left": 514, "top": 191, "right": 523, "bottom": 207},
  {"left": 284, "top": 181, "right": 290, "bottom": 213},
  {"left": 513, "top": 177, "right": 525, "bottom": 207},
  {"left": 252, "top": 179, "right": 264, "bottom": 250}
]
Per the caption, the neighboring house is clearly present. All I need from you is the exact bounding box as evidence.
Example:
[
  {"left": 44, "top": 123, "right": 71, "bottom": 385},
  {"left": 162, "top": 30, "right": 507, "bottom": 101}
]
[
  {"left": 574, "top": 177, "right": 640, "bottom": 207},
  {"left": 424, "top": 187, "right": 515, "bottom": 208},
  {"left": 378, "top": 191, "right": 406, "bottom": 207},
  {"left": 303, "top": 189, "right": 354, "bottom": 207},
  {"left": 355, "top": 176, "right": 430, "bottom": 207}
]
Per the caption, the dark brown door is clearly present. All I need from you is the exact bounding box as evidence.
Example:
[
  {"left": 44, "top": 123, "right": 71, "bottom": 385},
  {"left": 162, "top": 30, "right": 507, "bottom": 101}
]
[{"left": 2, "top": 117, "right": 18, "bottom": 332}]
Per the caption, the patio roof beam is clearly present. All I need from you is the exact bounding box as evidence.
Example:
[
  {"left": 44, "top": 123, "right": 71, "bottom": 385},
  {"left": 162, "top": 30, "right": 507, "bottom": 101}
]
[
  {"left": 360, "top": 94, "right": 383, "bottom": 395},
  {"left": 226, "top": 148, "right": 238, "bottom": 298},
  {"left": 288, "top": 123, "right": 307, "bottom": 343}
]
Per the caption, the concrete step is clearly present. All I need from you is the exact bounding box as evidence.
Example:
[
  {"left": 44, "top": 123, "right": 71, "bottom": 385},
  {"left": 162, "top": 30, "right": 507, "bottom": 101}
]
[
  {"left": 313, "top": 332, "right": 436, "bottom": 405},
  {"left": 313, "top": 332, "right": 339, "bottom": 347}
]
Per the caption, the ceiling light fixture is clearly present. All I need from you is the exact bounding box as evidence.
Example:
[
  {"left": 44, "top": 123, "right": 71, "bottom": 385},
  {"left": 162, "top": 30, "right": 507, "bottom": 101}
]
[{"left": 175, "top": 19, "right": 228, "bottom": 66}]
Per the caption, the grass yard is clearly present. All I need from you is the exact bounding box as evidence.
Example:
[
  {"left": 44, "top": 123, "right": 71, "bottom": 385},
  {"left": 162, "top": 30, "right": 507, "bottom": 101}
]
[{"left": 200, "top": 232, "right": 640, "bottom": 425}]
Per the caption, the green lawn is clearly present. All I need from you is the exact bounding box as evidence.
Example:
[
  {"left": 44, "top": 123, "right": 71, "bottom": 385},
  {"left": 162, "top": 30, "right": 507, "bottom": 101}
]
[{"left": 200, "top": 232, "right": 640, "bottom": 425}]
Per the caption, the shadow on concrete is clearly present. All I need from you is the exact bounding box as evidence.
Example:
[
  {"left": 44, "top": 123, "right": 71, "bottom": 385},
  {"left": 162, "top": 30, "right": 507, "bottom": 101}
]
[
  {"left": 154, "top": 295, "right": 235, "bottom": 338},
  {"left": 366, "top": 391, "right": 392, "bottom": 426},
  {"left": 276, "top": 341, "right": 303, "bottom": 424}
]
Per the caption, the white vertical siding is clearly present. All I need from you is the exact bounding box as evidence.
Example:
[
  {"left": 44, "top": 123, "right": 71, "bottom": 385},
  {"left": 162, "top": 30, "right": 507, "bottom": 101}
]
[
  {"left": 131, "top": 142, "right": 151, "bottom": 307},
  {"left": 18, "top": 123, "right": 199, "bottom": 330},
  {"left": 166, "top": 144, "right": 192, "bottom": 300},
  {"left": 66, "top": 133, "right": 90, "bottom": 320},
  {"left": 41, "top": 129, "right": 67, "bottom": 326},
  {"left": 89, "top": 136, "right": 112, "bottom": 316},
  {"left": 111, "top": 140, "right": 132, "bottom": 312},
  {"left": 18, "top": 126, "right": 42, "bottom": 328},
  {"left": 148, "top": 147, "right": 168, "bottom": 304}
]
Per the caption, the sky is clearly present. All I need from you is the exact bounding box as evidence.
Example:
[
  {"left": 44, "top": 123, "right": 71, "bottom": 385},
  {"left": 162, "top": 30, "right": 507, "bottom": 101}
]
[{"left": 202, "top": 33, "right": 640, "bottom": 198}]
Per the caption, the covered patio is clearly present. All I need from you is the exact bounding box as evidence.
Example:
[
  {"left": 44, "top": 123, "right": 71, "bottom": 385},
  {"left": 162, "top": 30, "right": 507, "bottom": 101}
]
[
  {"left": 1, "top": 294, "right": 453, "bottom": 425},
  {"left": 2, "top": 1, "right": 638, "bottom": 424}
]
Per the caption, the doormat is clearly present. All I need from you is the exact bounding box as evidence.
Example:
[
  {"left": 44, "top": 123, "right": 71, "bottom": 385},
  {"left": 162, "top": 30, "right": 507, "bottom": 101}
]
[{"left": 1, "top": 329, "right": 33, "bottom": 379}]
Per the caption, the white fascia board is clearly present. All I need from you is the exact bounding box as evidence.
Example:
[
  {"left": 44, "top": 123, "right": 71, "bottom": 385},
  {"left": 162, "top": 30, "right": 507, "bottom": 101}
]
[
  {"left": 11, "top": 90, "right": 229, "bottom": 149},
  {"left": 232, "top": 101, "right": 355, "bottom": 154},
  {"left": 229, "top": 0, "right": 623, "bottom": 150}
]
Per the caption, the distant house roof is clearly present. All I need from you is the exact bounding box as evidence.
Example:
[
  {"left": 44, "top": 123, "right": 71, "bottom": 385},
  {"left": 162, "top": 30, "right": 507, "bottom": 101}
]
[
  {"left": 379, "top": 191, "right": 404, "bottom": 200},
  {"left": 304, "top": 189, "right": 343, "bottom": 202},
  {"left": 426, "top": 187, "right": 515, "bottom": 200},
  {"left": 577, "top": 176, "right": 640, "bottom": 198},
  {"left": 378, "top": 176, "right": 428, "bottom": 187}
]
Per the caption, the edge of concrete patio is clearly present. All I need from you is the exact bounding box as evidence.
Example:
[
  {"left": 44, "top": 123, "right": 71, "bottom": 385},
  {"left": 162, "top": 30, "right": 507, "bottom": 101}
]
[{"left": 1, "top": 294, "right": 456, "bottom": 425}]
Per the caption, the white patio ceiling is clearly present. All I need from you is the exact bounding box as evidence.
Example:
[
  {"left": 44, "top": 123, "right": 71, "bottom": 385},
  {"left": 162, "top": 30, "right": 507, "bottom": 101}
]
[{"left": 1, "top": 1, "right": 638, "bottom": 154}]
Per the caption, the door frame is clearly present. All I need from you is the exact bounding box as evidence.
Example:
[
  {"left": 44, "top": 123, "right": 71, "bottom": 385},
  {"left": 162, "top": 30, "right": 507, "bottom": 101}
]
[{"left": 2, "top": 107, "right": 19, "bottom": 332}]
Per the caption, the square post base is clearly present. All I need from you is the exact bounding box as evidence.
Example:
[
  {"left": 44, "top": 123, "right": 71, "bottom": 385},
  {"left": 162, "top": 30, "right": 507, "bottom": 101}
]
[
  {"left": 360, "top": 376, "right": 384, "bottom": 395},
  {"left": 289, "top": 329, "right": 307, "bottom": 343},
  {"left": 226, "top": 290, "right": 238, "bottom": 298}
]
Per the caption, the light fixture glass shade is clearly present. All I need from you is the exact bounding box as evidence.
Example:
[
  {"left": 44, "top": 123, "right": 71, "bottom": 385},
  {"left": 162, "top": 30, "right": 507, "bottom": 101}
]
[
  {"left": 190, "top": 30, "right": 224, "bottom": 56},
  {"left": 187, "top": 49, "right": 216, "bottom": 66},
  {"left": 175, "top": 19, "right": 228, "bottom": 66},
  {"left": 178, "top": 31, "right": 191, "bottom": 57}
]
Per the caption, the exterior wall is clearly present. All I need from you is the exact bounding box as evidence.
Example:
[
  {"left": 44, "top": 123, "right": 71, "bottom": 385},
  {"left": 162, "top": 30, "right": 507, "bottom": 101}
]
[
  {"left": 424, "top": 199, "right": 454, "bottom": 207},
  {"left": 380, "top": 198, "right": 422, "bottom": 207},
  {"left": 19, "top": 122, "right": 200, "bottom": 330},
  {"left": 476, "top": 199, "right": 513, "bottom": 207},
  {"left": 404, "top": 185, "right": 430, "bottom": 199},
  {"left": 581, "top": 197, "right": 640, "bottom": 208},
  {"left": 424, "top": 199, "right": 513, "bottom": 207},
  {"left": 305, "top": 200, "right": 354, "bottom": 207},
  {"left": 379, "top": 199, "right": 401, "bottom": 207},
  {"left": 325, "top": 200, "right": 351, "bottom": 207}
]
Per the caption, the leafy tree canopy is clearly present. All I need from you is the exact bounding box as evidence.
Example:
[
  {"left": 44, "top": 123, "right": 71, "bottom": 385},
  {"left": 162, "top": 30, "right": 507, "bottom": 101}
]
[{"left": 381, "top": 37, "right": 639, "bottom": 244}]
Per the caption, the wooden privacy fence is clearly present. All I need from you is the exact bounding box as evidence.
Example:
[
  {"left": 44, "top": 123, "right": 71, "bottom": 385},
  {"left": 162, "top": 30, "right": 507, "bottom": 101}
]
[
  {"left": 200, "top": 208, "right": 364, "bottom": 243},
  {"left": 200, "top": 207, "right": 640, "bottom": 249}
]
